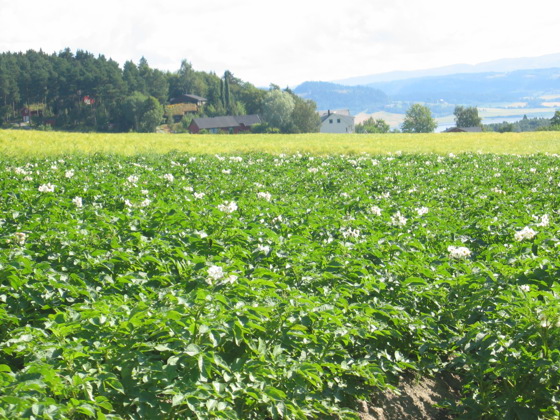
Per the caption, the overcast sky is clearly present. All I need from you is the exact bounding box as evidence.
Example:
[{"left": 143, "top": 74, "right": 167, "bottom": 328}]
[{"left": 1, "top": 0, "right": 558, "bottom": 87}]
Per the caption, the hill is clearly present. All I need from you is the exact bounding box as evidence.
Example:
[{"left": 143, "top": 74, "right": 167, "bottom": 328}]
[
  {"left": 293, "top": 81, "right": 388, "bottom": 113},
  {"left": 294, "top": 68, "right": 560, "bottom": 118}
]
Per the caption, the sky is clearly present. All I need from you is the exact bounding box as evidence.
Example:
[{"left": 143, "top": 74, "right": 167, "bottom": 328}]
[{"left": 1, "top": 0, "right": 558, "bottom": 87}]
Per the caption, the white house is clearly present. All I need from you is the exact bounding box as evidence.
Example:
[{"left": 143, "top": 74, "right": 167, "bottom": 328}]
[{"left": 319, "top": 110, "right": 355, "bottom": 133}]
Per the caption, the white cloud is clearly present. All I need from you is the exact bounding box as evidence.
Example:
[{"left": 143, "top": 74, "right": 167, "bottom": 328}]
[{"left": 0, "top": 0, "right": 558, "bottom": 87}]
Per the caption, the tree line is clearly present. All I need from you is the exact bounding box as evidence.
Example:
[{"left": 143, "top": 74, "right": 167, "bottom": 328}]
[
  {"left": 382, "top": 104, "right": 560, "bottom": 133},
  {"left": 0, "top": 49, "right": 320, "bottom": 133}
]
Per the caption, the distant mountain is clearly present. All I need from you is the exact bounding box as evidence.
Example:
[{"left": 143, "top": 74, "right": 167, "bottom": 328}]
[
  {"left": 334, "top": 52, "right": 560, "bottom": 85},
  {"left": 295, "top": 67, "right": 560, "bottom": 115},
  {"left": 368, "top": 67, "right": 560, "bottom": 105},
  {"left": 294, "top": 81, "right": 388, "bottom": 113}
]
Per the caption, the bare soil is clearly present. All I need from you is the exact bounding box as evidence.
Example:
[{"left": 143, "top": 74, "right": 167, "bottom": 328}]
[{"left": 358, "top": 372, "right": 462, "bottom": 420}]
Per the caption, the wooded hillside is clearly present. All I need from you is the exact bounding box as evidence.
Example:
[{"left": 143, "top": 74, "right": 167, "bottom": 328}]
[{"left": 0, "top": 49, "right": 275, "bottom": 132}]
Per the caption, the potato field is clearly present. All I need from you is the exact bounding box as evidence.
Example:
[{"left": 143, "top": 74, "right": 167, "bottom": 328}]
[{"left": 1, "top": 151, "right": 559, "bottom": 419}]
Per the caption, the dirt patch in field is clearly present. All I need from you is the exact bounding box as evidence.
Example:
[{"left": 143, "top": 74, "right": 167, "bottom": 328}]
[{"left": 358, "top": 372, "right": 462, "bottom": 420}]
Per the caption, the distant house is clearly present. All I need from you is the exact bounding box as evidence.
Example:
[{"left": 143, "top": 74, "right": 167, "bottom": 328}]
[
  {"left": 169, "top": 94, "right": 207, "bottom": 107},
  {"left": 21, "top": 104, "right": 46, "bottom": 123},
  {"left": 166, "top": 94, "right": 207, "bottom": 122},
  {"left": 319, "top": 110, "right": 355, "bottom": 133},
  {"left": 189, "top": 115, "right": 261, "bottom": 134},
  {"left": 444, "top": 126, "right": 483, "bottom": 133}
]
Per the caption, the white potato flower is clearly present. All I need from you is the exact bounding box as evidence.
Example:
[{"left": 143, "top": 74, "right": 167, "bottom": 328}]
[
  {"left": 257, "top": 192, "right": 272, "bottom": 202},
  {"left": 14, "top": 232, "right": 27, "bottom": 245},
  {"left": 218, "top": 201, "right": 238, "bottom": 213},
  {"left": 448, "top": 245, "right": 471, "bottom": 259},
  {"left": 514, "top": 226, "right": 537, "bottom": 241},
  {"left": 340, "top": 227, "right": 360, "bottom": 239},
  {"left": 72, "top": 196, "right": 83, "bottom": 208},
  {"left": 536, "top": 214, "right": 549, "bottom": 227},
  {"left": 416, "top": 207, "right": 429, "bottom": 216},
  {"left": 391, "top": 211, "right": 407, "bottom": 226},
  {"left": 38, "top": 183, "right": 55, "bottom": 193},
  {"left": 207, "top": 265, "right": 224, "bottom": 282},
  {"left": 370, "top": 206, "right": 382, "bottom": 216},
  {"left": 257, "top": 244, "right": 271, "bottom": 254}
]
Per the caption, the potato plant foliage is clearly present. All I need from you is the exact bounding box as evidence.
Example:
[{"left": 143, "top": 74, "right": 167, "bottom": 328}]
[{"left": 0, "top": 152, "right": 559, "bottom": 419}]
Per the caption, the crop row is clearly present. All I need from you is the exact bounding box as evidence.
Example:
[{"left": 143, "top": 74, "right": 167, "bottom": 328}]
[{"left": 1, "top": 152, "right": 559, "bottom": 419}]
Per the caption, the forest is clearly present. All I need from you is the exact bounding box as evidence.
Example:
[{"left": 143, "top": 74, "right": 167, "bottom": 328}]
[{"left": 0, "top": 49, "right": 319, "bottom": 133}]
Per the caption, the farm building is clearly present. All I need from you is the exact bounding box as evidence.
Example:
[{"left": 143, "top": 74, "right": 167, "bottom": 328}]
[
  {"left": 166, "top": 94, "right": 208, "bottom": 122},
  {"left": 443, "top": 126, "right": 483, "bottom": 133},
  {"left": 319, "top": 110, "right": 355, "bottom": 133},
  {"left": 189, "top": 115, "right": 261, "bottom": 134}
]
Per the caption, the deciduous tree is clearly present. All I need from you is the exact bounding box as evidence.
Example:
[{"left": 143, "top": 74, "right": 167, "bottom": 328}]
[
  {"left": 401, "top": 104, "right": 437, "bottom": 133},
  {"left": 355, "top": 117, "right": 390, "bottom": 133},
  {"left": 550, "top": 110, "right": 560, "bottom": 127},
  {"left": 261, "top": 88, "right": 295, "bottom": 131},
  {"left": 120, "top": 92, "right": 163, "bottom": 132},
  {"left": 454, "top": 105, "right": 482, "bottom": 128},
  {"left": 288, "top": 95, "right": 320, "bottom": 133}
]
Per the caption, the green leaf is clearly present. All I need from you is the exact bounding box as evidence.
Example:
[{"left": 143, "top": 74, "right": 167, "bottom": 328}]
[
  {"left": 264, "top": 386, "right": 286, "bottom": 401},
  {"left": 403, "top": 277, "right": 427, "bottom": 286},
  {"left": 172, "top": 393, "right": 184, "bottom": 407},
  {"left": 167, "top": 355, "right": 180, "bottom": 366},
  {"left": 185, "top": 344, "right": 201, "bottom": 357}
]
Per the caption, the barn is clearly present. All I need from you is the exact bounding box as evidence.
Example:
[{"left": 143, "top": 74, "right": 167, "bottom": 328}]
[{"left": 189, "top": 115, "right": 261, "bottom": 134}]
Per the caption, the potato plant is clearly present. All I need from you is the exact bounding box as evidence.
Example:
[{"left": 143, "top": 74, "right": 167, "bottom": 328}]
[{"left": 0, "top": 152, "right": 559, "bottom": 419}]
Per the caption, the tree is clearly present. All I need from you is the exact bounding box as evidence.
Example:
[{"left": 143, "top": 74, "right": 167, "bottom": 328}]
[
  {"left": 123, "top": 61, "right": 145, "bottom": 94},
  {"left": 498, "top": 122, "right": 514, "bottom": 133},
  {"left": 551, "top": 110, "right": 560, "bottom": 127},
  {"left": 168, "top": 60, "right": 197, "bottom": 98},
  {"left": 287, "top": 95, "right": 320, "bottom": 133},
  {"left": 454, "top": 105, "right": 482, "bottom": 128},
  {"left": 120, "top": 92, "right": 163, "bottom": 132},
  {"left": 355, "top": 117, "right": 390, "bottom": 133},
  {"left": 401, "top": 104, "right": 437, "bottom": 133},
  {"left": 144, "top": 69, "right": 169, "bottom": 106},
  {"left": 139, "top": 95, "right": 164, "bottom": 132},
  {"left": 261, "top": 88, "right": 295, "bottom": 131},
  {"left": 221, "top": 71, "right": 232, "bottom": 113}
]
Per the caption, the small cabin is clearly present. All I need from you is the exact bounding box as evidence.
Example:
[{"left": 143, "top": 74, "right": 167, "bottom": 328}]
[{"left": 169, "top": 94, "right": 207, "bottom": 107}]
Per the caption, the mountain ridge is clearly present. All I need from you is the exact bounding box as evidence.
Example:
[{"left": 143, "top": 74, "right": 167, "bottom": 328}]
[
  {"left": 294, "top": 67, "right": 560, "bottom": 117},
  {"left": 332, "top": 52, "right": 560, "bottom": 85}
]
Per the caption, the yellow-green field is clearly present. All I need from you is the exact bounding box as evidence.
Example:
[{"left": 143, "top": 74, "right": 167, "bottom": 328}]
[{"left": 1, "top": 129, "right": 560, "bottom": 156}]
